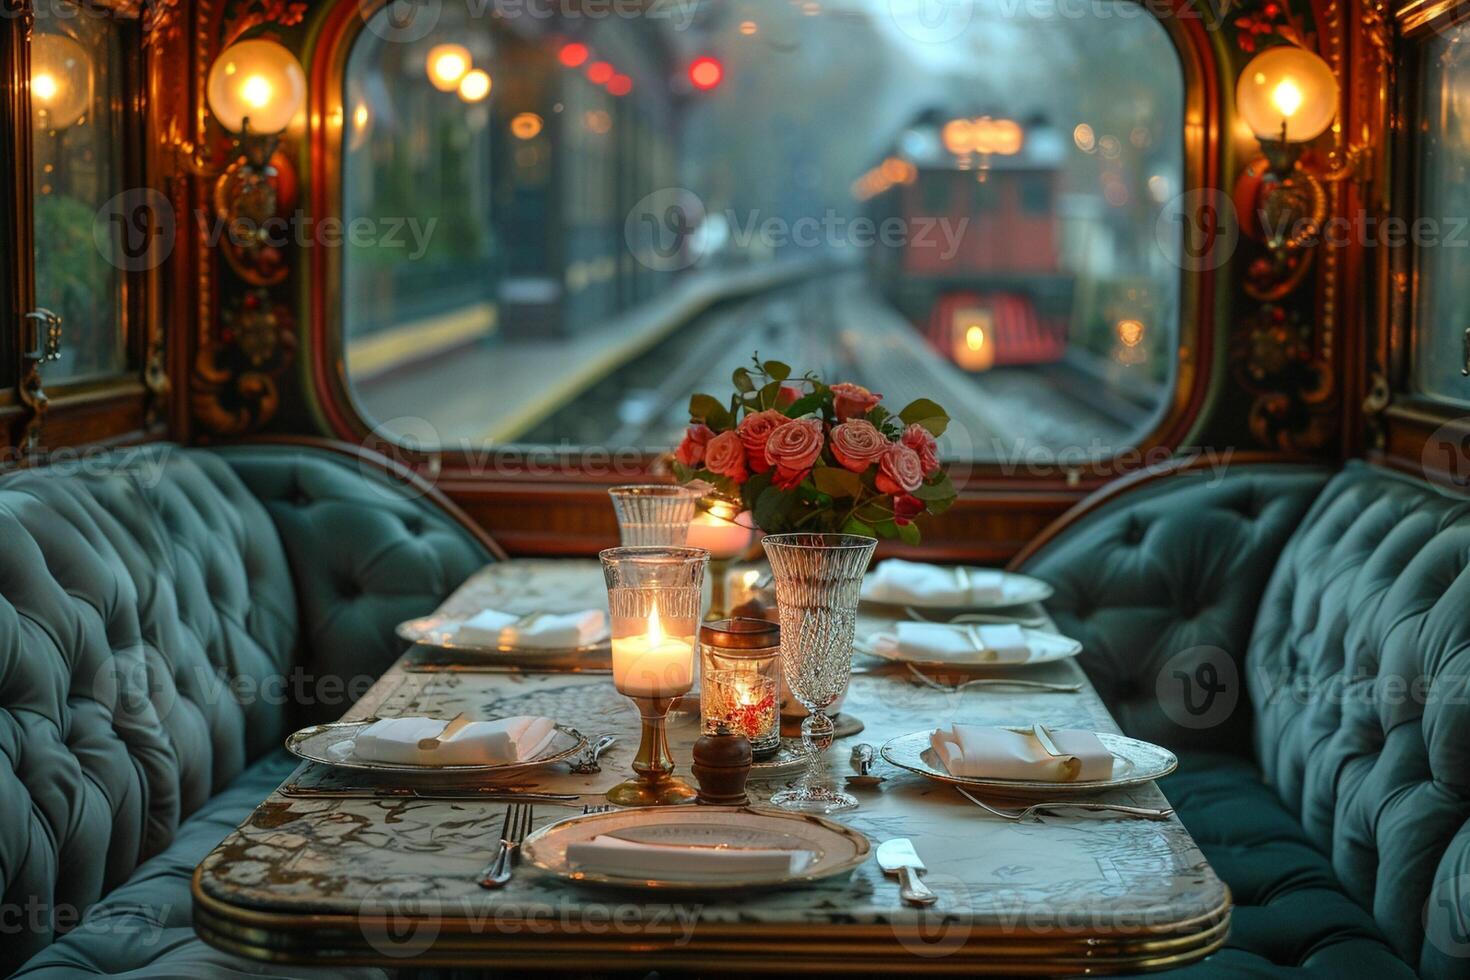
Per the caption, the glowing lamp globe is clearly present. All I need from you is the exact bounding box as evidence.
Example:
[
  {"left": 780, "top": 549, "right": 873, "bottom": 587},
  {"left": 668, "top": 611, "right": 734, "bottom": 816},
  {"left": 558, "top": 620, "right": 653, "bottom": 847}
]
[
  {"left": 1236, "top": 46, "right": 1338, "bottom": 143},
  {"left": 426, "top": 44, "right": 471, "bottom": 92},
  {"left": 31, "top": 33, "right": 92, "bottom": 129},
  {"left": 207, "top": 39, "right": 306, "bottom": 135}
]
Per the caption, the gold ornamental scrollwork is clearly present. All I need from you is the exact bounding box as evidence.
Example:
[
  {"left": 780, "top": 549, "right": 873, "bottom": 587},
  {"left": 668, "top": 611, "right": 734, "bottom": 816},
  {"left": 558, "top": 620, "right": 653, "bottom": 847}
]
[{"left": 190, "top": 288, "right": 297, "bottom": 435}]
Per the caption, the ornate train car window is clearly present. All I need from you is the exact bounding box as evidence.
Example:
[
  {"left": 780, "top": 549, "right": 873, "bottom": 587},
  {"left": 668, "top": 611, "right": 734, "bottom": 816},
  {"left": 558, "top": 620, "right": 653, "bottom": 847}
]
[
  {"left": 1412, "top": 22, "right": 1470, "bottom": 407},
  {"left": 340, "top": 0, "right": 1185, "bottom": 464}
]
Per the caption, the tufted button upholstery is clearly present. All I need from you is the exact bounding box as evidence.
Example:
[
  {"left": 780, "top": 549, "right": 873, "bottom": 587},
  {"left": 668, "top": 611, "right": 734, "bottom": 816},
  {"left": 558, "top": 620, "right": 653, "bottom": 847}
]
[
  {"left": 0, "top": 444, "right": 492, "bottom": 977},
  {"left": 1021, "top": 466, "right": 1331, "bottom": 754},
  {"left": 1028, "top": 462, "right": 1470, "bottom": 978}
]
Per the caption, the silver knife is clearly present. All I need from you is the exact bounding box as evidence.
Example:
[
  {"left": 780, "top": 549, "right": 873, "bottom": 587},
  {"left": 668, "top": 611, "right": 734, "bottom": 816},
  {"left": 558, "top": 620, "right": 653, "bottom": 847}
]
[{"left": 876, "top": 838, "right": 937, "bottom": 907}]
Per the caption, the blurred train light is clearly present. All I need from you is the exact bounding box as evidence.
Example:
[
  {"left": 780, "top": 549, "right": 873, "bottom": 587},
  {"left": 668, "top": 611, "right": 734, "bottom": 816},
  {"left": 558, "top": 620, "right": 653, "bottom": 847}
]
[
  {"left": 972, "top": 117, "right": 1023, "bottom": 155},
  {"left": 607, "top": 73, "right": 633, "bottom": 97},
  {"left": 458, "top": 69, "right": 491, "bottom": 103},
  {"left": 426, "top": 44, "right": 471, "bottom": 92},
  {"left": 587, "top": 61, "right": 615, "bottom": 85},
  {"left": 1073, "top": 123, "right": 1096, "bottom": 152},
  {"left": 559, "top": 43, "right": 589, "bottom": 68},
  {"left": 689, "top": 56, "right": 723, "bottom": 91},
  {"left": 584, "top": 109, "right": 612, "bottom": 134},
  {"left": 942, "top": 119, "right": 975, "bottom": 156},
  {"left": 952, "top": 309, "right": 996, "bottom": 372},
  {"left": 511, "top": 112, "right": 543, "bottom": 139},
  {"left": 1116, "top": 318, "right": 1145, "bottom": 348},
  {"left": 739, "top": 20, "right": 758, "bottom": 34}
]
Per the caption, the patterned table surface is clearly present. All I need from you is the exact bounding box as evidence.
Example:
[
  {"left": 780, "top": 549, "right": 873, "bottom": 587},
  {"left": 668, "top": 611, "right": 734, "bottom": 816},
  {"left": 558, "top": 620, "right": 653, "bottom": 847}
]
[{"left": 193, "top": 560, "right": 1230, "bottom": 974}]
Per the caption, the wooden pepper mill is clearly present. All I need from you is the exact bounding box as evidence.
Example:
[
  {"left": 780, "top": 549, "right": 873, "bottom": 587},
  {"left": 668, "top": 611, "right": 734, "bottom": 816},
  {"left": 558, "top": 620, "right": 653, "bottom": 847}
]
[{"left": 691, "top": 725, "right": 753, "bottom": 806}]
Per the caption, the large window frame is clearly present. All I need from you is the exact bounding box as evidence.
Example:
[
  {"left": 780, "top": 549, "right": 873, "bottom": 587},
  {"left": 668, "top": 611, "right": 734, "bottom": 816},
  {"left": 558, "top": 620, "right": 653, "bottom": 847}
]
[
  {"left": 1379, "top": 0, "right": 1470, "bottom": 484},
  {"left": 302, "top": 0, "right": 1225, "bottom": 556},
  {"left": 1, "top": 0, "right": 160, "bottom": 460}
]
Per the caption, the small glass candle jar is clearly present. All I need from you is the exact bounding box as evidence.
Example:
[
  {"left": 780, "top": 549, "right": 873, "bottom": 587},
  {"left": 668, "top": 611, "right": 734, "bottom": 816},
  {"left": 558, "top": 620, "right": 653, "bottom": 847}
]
[{"left": 699, "top": 618, "right": 781, "bottom": 757}]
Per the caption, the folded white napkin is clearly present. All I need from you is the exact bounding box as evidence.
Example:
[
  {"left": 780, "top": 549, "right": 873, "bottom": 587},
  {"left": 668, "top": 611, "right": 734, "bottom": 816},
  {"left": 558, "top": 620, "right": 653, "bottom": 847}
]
[
  {"left": 863, "top": 559, "right": 1006, "bottom": 606},
  {"left": 455, "top": 608, "right": 607, "bottom": 650},
  {"left": 353, "top": 715, "right": 558, "bottom": 766},
  {"left": 876, "top": 621, "right": 1031, "bottom": 664},
  {"left": 930, "top": 724, "right": 1114, "bottom": 782},
  {"left": 566, "top": 835, "right": 815, "bottom": 880}
]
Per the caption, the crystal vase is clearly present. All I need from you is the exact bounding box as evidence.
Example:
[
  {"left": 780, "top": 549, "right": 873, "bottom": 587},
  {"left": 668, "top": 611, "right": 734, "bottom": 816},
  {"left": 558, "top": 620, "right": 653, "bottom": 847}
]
[
  {"left": 608, "top": 485, "right": 700, "bottom": 547},
  {"left": 761, "top": 532, "right": 877, "bottom": 812}
]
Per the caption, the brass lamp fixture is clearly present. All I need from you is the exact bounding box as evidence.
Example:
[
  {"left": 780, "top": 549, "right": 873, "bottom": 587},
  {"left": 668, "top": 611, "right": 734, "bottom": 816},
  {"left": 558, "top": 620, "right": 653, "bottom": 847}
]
[
  {"left": 180, "top": 38, "right": 305, "bottom": 272},
  {"left": 1233, "top": 45, "right": 1343, "bottom": 260}
]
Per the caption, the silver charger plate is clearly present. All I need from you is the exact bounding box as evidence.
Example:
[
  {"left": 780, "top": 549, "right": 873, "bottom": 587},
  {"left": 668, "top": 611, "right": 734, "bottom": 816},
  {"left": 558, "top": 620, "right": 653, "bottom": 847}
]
[
  {"left": 880, "top": 730, "right": 1177, "bottom": 798},
  {"left": 395, "top": 612, "right": 611, "bottom": 657},
  {"left": 860, "top": 567, "right": 1053, "bottom": 611},
  {"left": 858, "top": 626, "right": 1082, "bottom": 670},
  {"left": 522, "top": 806, "right": 871, "bottom": 891},
  {"left": 285, "top": 720, "right": 588, "bottom": 775}
]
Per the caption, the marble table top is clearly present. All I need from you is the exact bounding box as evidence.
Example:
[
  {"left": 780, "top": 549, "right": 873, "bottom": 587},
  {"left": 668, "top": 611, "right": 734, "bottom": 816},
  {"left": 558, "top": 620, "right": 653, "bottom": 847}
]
[{"left": 192, "top": 559, "right": 1229, "bottom": 975}]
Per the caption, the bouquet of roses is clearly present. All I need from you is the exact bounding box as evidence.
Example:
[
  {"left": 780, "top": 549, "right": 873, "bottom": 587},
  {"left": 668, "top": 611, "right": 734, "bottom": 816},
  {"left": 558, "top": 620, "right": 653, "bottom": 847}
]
[{"left": 669, "top": 356, "right": 958, "bottom": 543}]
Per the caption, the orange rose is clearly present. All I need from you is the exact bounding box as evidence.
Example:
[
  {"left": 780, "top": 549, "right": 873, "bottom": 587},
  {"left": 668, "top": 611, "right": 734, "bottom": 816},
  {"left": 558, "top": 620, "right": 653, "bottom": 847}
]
[
  {"left": 829, "top": 420, "right": 888, "bottom": 473},
  {"left": 901, "top": 423, "right": 941, "bottom": 475},
  {"left": 765, "top": 417, "right": 824, "bottom": 487},
  {"left": 830, "top": 382, "right": 882, "bottom": 421},
  {"left": 676, "top": 423, "right": 713, "bottom": 467},
  {"left": 704, "top": 430, "right": 749, "bottom": 483},
  {"left": 875, "top": 442, "right": 924, "bottom": 494},
  {"left": 737, "top": 410, "right": 790, "bottom": 473}
]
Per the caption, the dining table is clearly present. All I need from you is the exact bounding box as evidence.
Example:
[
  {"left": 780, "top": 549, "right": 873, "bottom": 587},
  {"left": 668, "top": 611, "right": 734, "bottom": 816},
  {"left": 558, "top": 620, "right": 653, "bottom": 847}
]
[{"left": 191, "top": 558, "right": 1231, "bottom": 975}]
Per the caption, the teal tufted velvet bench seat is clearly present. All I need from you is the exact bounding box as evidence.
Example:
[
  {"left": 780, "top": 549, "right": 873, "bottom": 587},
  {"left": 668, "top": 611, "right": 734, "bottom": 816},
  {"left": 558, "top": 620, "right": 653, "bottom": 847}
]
[
  {"left": 0, "top": 443, "right": 494, "bottom": 979},
  {"left": 1020, "top": 461, "right": 1470, "bottom": 979}
]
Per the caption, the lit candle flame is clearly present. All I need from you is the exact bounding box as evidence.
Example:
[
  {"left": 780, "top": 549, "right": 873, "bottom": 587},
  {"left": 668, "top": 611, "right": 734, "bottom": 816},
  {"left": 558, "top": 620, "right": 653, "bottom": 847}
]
[{"left": 647, "top": 606, "right": 664, "bottom": 645}]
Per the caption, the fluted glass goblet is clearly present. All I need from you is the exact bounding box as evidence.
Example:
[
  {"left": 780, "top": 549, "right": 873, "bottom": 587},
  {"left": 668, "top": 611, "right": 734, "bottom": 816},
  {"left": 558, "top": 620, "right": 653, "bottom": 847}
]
[
  {"left": 761, "top": 532, "right": 877, "bottom": 813},
  {"left": 608, "top": 485, "right": 699, "bottom": 547}
]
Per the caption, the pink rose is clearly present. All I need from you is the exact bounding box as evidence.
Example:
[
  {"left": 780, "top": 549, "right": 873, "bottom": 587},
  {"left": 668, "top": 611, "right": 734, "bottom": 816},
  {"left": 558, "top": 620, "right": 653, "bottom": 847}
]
[
  {"left": 875, "top": 442, "right": 924, "bottom": 495},
  {"left": 704, "top": 430, "right": 749, "bottom": 483},
  {"left": 829, "top": 420, "right": 888, "bottom": 473},
  {"left": 676, "top": 423, "right": 712, "bottom": 467},
  {"left": 775, "top": 383, "right": 803, "bottom": 409},
  {"left": 765, "top": 417, "right": 824, "bottom": 488},
  {"left": 737, "top": 410, "right": 791, "bottom": 474},
  {"left": 893, "top": 493, "right": 924, "bottom": 526},
  {"left": 830, "top": 382, "right": 882, "bottom": 421},
  {"left": 901, "top": 423, "right": 941, "bottom": 475}
]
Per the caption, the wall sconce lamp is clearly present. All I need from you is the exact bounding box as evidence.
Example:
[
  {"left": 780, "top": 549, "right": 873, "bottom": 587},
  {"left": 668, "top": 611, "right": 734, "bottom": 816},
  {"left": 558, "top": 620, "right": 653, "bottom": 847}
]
[
  {"left": 30, "top": 33, "right": 92, "bottom": 129},
  {"left": 171, "top": 38, "right": 306, "bottom": 283},
  {"left": 1234, "top": 45, "right": 1351, "bottom": 267}
]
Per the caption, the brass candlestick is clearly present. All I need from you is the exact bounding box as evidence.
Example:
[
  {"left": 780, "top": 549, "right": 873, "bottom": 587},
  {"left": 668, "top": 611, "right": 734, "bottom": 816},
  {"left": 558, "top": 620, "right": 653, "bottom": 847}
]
[
  {"left": 607, "top": 695, "right": 698, "bottom": 807},
  {"left": 705, "top": 556, "right": 732, "bottom": 621}
]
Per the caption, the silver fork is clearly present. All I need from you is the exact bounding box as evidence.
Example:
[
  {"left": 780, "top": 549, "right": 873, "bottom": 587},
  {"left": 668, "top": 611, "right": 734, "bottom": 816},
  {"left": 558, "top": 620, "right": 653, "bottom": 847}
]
[
  {"left": 906, "top": 664, "right": 1082, "bottom": 694},
  {"left": 477, "top": 803, "right": 535, "bottom": 888},
  {"left": 956, "top": 786, "right": 1174, "bottom": 821},
  {"left": 582, "top": 803, "right": 614, "bottom": 814}
]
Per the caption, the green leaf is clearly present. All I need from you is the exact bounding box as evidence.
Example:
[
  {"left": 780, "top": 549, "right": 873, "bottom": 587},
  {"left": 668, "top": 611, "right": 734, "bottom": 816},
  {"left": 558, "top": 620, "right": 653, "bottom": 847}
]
[
  {"left": 897, "top": 521, "right": 921, "bottom": 546},
  {"left": 732, "top": 367, "right": 756, "bottom": 393},
  {"left": 841, "top": 516, "right": 875, "bottom": 537},
  {"left": 855, "top": 500, "right": 892, "bottom": 523},
  {"left": 926, "top": 495, "right": 955, "bottom": 516},
  {"left": 763, "top": 360, "right": 791, "bottom": 381},
  {"left": 783, "top": 392, "right": 826, "bottom": 419},
  {"left": 898, "top": 398, "right": 950, "bottom": 437},
  {"left": 811, "top": 466, "right": 863, "bottom": 499},
  {"left": 689, "top": 393, "right": 731, "bottom": 430},
  {"left": 912, "top": 471, "right": 956, "bottom": 501},
  {"left": 756, "top": 380, "right": 783, "bottom": 410},
  {"left": 873, "top": 518, "right": 899, "bottom": 539},
  {"left": 753, "top": 485, "right": 796, "bottom": 533}
]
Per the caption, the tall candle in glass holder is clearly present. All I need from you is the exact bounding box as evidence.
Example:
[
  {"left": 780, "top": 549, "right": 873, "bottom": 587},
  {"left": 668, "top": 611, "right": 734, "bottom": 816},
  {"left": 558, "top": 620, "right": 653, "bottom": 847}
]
[{"left": 611, "top": 606, "right": 695, "bottom": 698}]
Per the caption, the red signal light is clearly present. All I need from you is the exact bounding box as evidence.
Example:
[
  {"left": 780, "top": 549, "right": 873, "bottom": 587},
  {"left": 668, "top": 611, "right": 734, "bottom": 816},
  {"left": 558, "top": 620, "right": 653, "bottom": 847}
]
[
  {"left": 559, "top": 43, "right": 589, "bottom": 68},
  {"left": 688, "top": 56, "right": 723, "bottom": 91},
  {"left": 607, "top": 73, "right": 633, "bottom": 96},
  {"left": 587, "top": 61, "right": 614, "bottom": 85}
]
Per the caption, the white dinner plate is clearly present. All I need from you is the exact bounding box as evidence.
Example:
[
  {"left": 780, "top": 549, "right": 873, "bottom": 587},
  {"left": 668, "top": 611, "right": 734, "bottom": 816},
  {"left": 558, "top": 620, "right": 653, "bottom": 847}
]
[
  {"left": 285, "top": 720, "right": 587, "bottom": 775},
  {"left": 522, "top": 806, "right": 871, "bottom": 891},
  {"left": 860, "top": 567, "right": 1053, "bottom": 611},
  {"left": 879, "top": 730, "right": 1177, "bottom": 798},
  {"left": 858, "top": 627, "right": 1081, "bottom": 670},
  {"left": 395, "top": 611, "right": 611, "bottom": 657}
]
